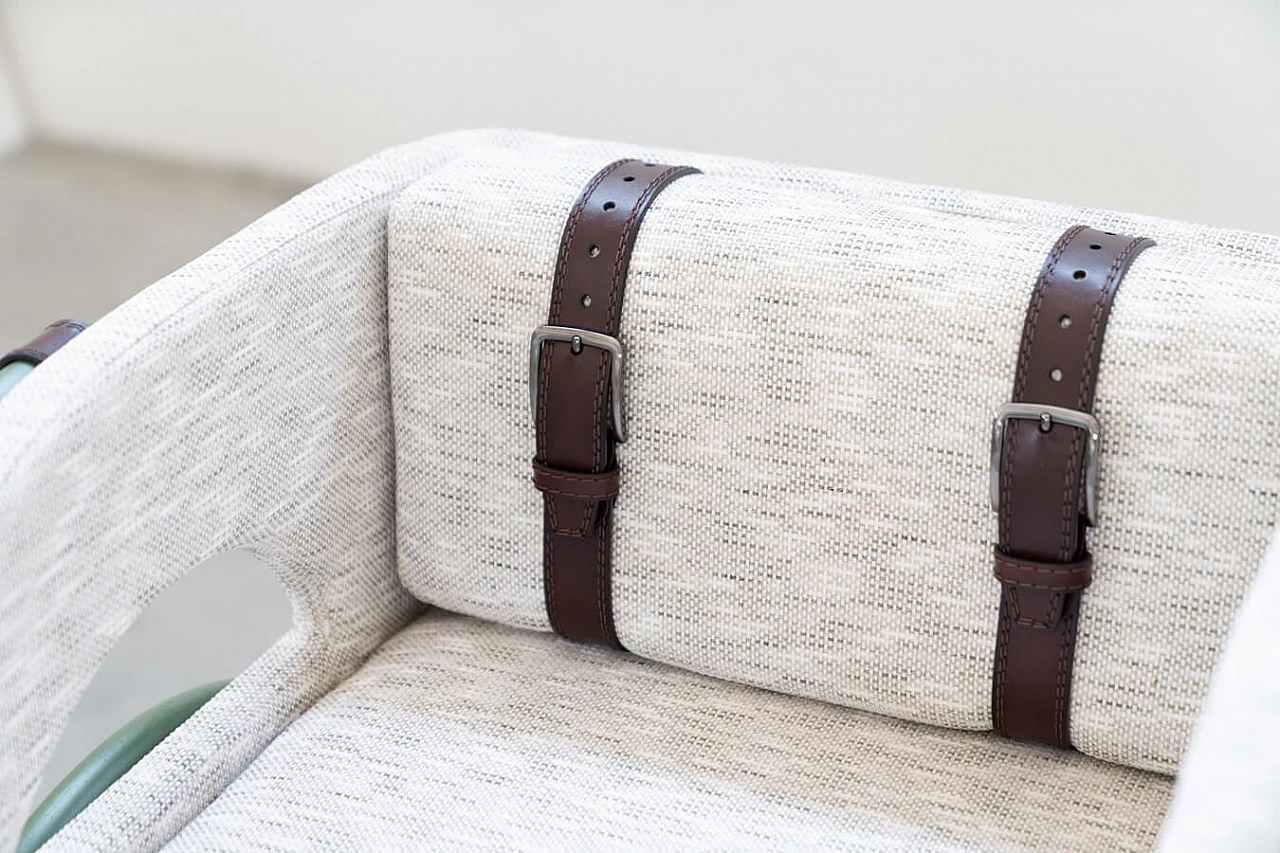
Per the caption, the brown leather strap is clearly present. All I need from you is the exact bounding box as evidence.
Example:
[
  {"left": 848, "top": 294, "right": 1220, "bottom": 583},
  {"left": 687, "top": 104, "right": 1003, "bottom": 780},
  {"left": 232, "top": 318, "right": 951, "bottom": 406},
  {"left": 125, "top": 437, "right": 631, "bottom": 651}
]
[
  {"left": 1, "top": 320, "right": 88, "bottom": 370},
  {"left": 532, "top": 159, "right": 700, "bottom": 647},
  {"left": 991, "top": 225, "right": 1153, "bottom": 746}
]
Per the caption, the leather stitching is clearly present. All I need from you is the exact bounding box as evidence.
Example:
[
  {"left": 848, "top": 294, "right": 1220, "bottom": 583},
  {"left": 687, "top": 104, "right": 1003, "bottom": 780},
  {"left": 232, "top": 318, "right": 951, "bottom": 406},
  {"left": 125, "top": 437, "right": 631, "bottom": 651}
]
[
  {"left": 534, "top": 468, "right": 618, "bottom": 485},
  {"left": 1055, "top": 605, "right": 1076, "bottom": 745},
  {"left": 1060, "top": 430, "right": 1083, "bottom": 559},
  {"left": 538, "top": 161, "right": 695, "bottom": 644},
  {"left": 995, "top": 555, "right": 1091, "bottom": 593},
  {"left": 598, "top": 509, "right": 617, "bottom": 647},
  {"left": 534, "top": 465, "right": 619, "bottom": 500},
  {"left": 1007, "top": 580, "right": 1088, "bottom": 592},
  {"left": 587, "top": 166, "right": 682, "bottom": 647},
  {"left": 538, "top": 486, "right": 617, "bottom": 500},
  {"left": 1008, "top": 586, "right": 1058, "bottom": 629},
  {"left": 594, "top": 165, "right": 687, "bottom": 471},
  {"left": 548, "top": 160, "right": 626, "bottom": 327},
  {"left": 604, "top": 166, "right": 686, "bottom": 329},
  {"left": 1013, "top": 225, "right": 1084, "bottom": 403},
  {"left": 993, "top": 227, "right": 1151, "bottom": 745},
  {"left": 995, "top": 226, "right": 1081, "bottom": 730},
  {"left": 995, "top": 558, "right": 1089, "bottom": 575},
  {"left": 1076, "top": 236, "right": 1146, "bottom": 409},
  {"left": 540, "top": 161, "right": 626, "bottom": 534},
  {"left": 541, "top": 160, "right": 624, "bottom": 427},
  {"left": 1060, "top": 236, "right": 1142, "bottom": 557},
  {"left": 547, "top": 497, "right": 593, "bottom": 538},
  {"left": 1002, "top": 225, "right": 1082, "bottom": 545},
  {"left": 993, "top": 592, "right": 1010, "bottom": 735},
  {"left": 544, "top": 507, "right": 558, "bottom": 631},
  {"left": 539, "top": 162, "right": 625, "bottom": 637}
]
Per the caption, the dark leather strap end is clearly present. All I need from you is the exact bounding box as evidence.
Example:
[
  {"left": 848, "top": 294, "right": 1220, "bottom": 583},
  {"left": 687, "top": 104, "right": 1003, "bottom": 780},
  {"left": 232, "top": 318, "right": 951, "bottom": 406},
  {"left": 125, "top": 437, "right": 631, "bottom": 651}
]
[{"left": 0, "top": 320, "right": 87, "bottom": 370}]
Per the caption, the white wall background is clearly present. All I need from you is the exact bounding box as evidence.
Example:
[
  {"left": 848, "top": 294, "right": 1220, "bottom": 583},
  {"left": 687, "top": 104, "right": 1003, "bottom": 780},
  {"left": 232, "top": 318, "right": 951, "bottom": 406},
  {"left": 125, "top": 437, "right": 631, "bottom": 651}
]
[
  {"left": 0, "top": 38, "right": 27, "bottom": 156},
  {"left": 3, "top": 0, "right": 1279, "bottom": 233}
]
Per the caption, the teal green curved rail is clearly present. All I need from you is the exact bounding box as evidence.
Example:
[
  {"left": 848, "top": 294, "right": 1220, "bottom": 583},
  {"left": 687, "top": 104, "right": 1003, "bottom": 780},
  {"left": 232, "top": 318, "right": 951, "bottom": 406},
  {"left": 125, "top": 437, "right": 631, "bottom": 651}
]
[
  {"left": 0, "top": 361, "right": 35, "bottom": 399},
  {"left": 1, "top": 318, "right": 96, "bottom": 401},
  {"left": 18, "top": 681, "right": 228, "bottom": 853}
]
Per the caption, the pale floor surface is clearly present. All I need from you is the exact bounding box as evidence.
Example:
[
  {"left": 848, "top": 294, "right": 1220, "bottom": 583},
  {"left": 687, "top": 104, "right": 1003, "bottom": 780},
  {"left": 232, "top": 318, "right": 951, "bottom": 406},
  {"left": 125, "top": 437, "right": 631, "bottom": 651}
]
[{"left": 0, "top": 143, "right": 300, "bottom": 799}]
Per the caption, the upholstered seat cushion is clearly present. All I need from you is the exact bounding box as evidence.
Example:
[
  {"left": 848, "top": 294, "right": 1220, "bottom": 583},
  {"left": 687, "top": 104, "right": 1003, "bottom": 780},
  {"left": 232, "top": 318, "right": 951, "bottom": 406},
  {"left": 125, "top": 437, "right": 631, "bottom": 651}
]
[
  {"left": 388, "top": 144, "right": 1280, "bottom": 775},
  {"left": 164, "top": 611, "right": 1170, "bottom": 852}
]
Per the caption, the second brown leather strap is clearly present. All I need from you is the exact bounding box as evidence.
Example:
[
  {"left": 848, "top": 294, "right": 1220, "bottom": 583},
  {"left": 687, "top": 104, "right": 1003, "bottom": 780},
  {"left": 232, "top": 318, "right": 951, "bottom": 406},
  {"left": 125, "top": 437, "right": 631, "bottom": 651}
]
[
  {"left": 532, "top": 159, "right": 699, "bottom": 647},
  {"left": 991, "top": 225, "right": 1154, "bottom": 746}
]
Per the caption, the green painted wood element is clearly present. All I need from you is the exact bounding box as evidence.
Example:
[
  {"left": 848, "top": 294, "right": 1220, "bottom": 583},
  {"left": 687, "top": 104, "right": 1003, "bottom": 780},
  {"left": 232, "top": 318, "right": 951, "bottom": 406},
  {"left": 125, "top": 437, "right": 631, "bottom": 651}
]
[
  {"left": 0, "top": 361, "right": 35, "bottom": 400},
  {"left": 18, "top": 681, "right": 228, "bottom": 853}
]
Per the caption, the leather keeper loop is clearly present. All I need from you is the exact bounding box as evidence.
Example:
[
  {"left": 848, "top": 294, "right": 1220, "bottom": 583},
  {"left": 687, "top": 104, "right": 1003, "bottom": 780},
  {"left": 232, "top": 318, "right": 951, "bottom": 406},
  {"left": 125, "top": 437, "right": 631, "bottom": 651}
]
[
  {"left": 532, "top": 461, "right": 620, "bottom": 501},
  {"left": 993, "top": 551, "right": 1093, "bottom": 592}
]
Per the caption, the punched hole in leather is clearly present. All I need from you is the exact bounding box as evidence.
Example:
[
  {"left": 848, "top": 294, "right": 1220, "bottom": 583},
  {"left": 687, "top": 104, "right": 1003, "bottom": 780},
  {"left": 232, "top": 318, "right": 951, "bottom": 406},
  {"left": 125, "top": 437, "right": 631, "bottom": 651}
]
[
  {"left": 530, "top": 159, "right": 700, "bottom": 648},
  {"left": 990, "top": 225, "right": 1153, "bottom": 748}
]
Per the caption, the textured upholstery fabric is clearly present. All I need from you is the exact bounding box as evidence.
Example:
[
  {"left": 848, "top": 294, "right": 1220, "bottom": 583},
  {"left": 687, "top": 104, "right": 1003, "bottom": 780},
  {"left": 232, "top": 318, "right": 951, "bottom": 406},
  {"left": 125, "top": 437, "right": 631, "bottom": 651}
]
[
  {"left": 5, "top": 130, "right": 1277, "bottom": 851},
  {"left": 388, "top": 144, "right": 1280, "bottom": 775},
  {"left": 1157, "top": 528, "right": 1280, "bottom": 852},
  {"left": 166, "top": 610, "right": 1172, "bottom": 852},
  {"left": 0, "top": 136, "right": 473, "bottom": 850}
]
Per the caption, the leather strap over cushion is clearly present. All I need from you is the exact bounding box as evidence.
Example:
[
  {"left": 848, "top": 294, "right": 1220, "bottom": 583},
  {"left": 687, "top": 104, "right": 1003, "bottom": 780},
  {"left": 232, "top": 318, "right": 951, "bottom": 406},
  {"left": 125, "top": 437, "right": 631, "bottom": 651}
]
[
  {"left": 531, "top": 160, "right": 700, "bottom": 647},
  {"left": 387, "top": 145, "right": 1280, "bottom": 776}
]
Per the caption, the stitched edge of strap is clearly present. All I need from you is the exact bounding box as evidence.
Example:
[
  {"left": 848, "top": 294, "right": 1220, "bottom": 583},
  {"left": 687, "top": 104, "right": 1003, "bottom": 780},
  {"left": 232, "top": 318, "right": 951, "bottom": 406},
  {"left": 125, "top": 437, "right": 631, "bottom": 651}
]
[
  {"left": 535, "top": 161, "right": 699, "bottom": 648},
  {"left": 992, "top": 226, "right": 1154, "bottom": 748}
]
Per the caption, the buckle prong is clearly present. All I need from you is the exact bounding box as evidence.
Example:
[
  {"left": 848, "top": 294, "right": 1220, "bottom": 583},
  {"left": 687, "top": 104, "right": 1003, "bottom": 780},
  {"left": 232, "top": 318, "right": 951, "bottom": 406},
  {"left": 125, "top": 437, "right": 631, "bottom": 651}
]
[
  {"left": 990, "top": 403, "right": 1101, "bottom": 525},
  {"left": 529, "top": 325, "right": 627, "bottom": 443}
]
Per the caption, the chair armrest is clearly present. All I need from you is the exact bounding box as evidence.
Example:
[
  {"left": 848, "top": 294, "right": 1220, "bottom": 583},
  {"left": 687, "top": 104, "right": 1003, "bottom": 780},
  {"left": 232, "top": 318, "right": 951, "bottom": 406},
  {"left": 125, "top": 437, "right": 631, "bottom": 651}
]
[
  {"left": 1158, "top": 528, "right": 1280, "bottom": 851},
  {"left": 0, "top": 135, "right": 469, "bottom": 850}
]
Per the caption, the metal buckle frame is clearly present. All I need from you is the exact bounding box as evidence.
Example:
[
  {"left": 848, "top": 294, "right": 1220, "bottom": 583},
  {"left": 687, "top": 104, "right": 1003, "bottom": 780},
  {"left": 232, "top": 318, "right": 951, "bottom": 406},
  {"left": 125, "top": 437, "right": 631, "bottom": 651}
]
[
  {"left": 989, "top": 402, "right": 1101, "bottom": 525},
  {"left": 529, "top": 325, "right": 627, "bottom": 443}
]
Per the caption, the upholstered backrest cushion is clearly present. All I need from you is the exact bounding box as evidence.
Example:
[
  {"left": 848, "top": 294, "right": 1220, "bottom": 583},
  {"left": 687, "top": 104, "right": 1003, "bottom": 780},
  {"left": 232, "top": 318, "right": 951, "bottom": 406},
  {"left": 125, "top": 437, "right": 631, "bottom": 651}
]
[{"left": 387, "top": 139, "right": 1280, "bottom": 775}]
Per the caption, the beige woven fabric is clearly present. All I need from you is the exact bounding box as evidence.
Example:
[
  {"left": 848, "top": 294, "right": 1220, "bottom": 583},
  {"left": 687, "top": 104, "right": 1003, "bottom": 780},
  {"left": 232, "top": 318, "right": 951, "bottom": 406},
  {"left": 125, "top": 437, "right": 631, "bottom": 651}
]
[
  {"left": 389, "top": 142, "right": 1280, "bottom": 775},
  {"left": 166, "top": 610, "right": 1172, "bottom": 852},
  {"left": 6, "top": 130, "right": 1277, "bottom": 850},
  {"left": 0, "top": 135, "right": 481, "bottom": 850},
  {"left": 1157, "top": 528, "right": 1280, "bottom": 852}
]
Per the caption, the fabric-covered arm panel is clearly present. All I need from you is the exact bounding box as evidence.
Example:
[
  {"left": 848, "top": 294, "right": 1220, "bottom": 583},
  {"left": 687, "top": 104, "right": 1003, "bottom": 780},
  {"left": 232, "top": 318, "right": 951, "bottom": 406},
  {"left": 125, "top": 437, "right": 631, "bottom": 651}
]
[
  {"left": 1157, "top": 528, "right": 1280, "bottom": 851},
  {"left": 0, "top": 136, "right": 472, "bottom": 851}
]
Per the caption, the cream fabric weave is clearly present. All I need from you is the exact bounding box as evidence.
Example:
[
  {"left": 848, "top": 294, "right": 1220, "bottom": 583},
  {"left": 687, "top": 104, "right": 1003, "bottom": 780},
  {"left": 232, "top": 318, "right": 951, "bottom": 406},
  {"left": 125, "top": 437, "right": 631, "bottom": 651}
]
[
  {"left": 388, "top": 143, "right": 1280, "bottom": 776},
  {"left": 0, "top": 135, "right": 479, "bottom": 851},
  {"left": 166, "top": 610, "right": 1172, "bottom": 852},
  {"left": 4, "top": 130, "right": 1277, "bottom": 851}
]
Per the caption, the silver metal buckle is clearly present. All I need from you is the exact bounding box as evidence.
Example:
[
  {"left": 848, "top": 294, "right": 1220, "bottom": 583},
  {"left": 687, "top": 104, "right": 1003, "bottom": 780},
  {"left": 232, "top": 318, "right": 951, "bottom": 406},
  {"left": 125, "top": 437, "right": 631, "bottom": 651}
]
[
  {"left": 529, "top": 325, "right": 627, "bottom": 443},
  {"left": 989, "top": 402, "right": 1101, "bottom": 525}
]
